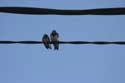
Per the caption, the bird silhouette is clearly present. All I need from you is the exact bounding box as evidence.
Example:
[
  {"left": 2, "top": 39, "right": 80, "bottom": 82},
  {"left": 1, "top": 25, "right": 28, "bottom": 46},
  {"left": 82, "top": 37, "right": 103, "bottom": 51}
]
[
  {"left": 50, "top": 30, "right": 59, "bottom": 50},
  {"left": 42, "top": 34, "right": 51, "bottom": 49}
]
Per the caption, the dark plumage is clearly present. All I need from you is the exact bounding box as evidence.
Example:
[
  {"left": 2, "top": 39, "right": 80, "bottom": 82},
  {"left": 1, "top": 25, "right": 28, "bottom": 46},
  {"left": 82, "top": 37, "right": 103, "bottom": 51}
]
[
  {"left": 50, "top": 30, "right": 59, "bottom": 50},
  {"left": 42, "top": 34, "right": 51, "bottom": 49}
]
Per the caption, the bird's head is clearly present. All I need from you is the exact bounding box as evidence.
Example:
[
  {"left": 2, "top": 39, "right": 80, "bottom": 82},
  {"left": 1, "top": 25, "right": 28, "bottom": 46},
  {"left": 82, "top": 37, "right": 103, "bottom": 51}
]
[
  {"left": 43, "top": 34, "right": 48, "bottom": 37},
  {"left": 52, "top": 30, "right": 57, "bottom": 33}
]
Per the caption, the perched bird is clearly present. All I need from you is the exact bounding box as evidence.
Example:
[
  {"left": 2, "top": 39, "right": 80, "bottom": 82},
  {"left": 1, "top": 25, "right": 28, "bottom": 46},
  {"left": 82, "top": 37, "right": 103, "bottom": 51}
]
[
  {"left": 42, "top": 34, "right": 51, "bottom": 49},
  {"left": 50, "top": 30, "right": 59, "bottom": 50}
]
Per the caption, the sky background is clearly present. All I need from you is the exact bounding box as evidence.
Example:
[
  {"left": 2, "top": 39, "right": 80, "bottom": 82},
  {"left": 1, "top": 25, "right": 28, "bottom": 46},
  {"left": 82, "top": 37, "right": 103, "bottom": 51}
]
[{"left": 0, "top": 0, "right": 125, "bottom": 83}]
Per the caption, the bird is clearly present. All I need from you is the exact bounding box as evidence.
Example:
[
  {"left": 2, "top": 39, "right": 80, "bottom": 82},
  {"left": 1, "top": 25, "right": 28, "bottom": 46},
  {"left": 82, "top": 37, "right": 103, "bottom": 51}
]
[
  {"left": 50, "top": 30, "right": 59, "bottom": 50},
  {"left": 42, "top": 34, "right": 51, "bottom": 49}
]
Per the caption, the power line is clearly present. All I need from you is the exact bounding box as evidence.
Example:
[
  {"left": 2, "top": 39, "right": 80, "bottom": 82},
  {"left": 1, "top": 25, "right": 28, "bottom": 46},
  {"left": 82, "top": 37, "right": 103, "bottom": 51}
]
[
  {"left": 0, "top": 7, "right": 125, "bottom": 15},
  {"left": 0, "top": 41, "right": 125, "bottom": 45}
]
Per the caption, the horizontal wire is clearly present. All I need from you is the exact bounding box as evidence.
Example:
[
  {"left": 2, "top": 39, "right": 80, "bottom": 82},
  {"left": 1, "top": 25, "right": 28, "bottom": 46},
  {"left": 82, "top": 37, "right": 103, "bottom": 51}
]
[
  {"left": 0, "top": 7, "right": 125, "bottom": 15},
  {"left": 0, "top": 41, "right": 125, "bottom": 45}
]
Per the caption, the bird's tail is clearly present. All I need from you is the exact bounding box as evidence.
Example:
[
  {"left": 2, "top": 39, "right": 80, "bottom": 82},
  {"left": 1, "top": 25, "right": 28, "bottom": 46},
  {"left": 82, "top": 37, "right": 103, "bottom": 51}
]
[
  {"left": 49, "top": 46, "right": 52, "bottom": 49},
  {"left": 54, "top": 43, "right": 59, "bottom": 50}
]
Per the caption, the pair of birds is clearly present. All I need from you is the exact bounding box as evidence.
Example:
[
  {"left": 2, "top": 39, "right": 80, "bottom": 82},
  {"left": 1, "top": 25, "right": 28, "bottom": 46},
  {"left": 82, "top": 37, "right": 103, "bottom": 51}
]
[{"left": 42, "top": 30, "right": 59, "bottom": 50}]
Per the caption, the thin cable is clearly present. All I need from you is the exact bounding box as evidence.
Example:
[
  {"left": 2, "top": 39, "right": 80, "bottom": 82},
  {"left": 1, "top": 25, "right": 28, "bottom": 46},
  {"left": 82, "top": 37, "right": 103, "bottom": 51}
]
[
  {"left": 0, "top": 41, "right": 125, "bottom": 45},
  {"left": 0, "top": 7, "right": 125, "bottom": 15}
]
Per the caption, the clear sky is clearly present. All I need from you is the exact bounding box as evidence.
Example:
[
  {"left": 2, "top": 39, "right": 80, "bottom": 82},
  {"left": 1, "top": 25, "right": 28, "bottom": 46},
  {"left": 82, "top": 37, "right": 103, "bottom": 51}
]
[{"left": 0, "top": 0, "right": 125, "bottom": 83}]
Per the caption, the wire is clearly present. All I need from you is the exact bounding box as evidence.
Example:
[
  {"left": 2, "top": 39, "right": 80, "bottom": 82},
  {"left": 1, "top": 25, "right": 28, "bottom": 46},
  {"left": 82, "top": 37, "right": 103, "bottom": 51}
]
[
  {"left": 0, "top": 7, "right": 125, "bottom": 15},
  {"left": 0, "top": 41, "right": 125, "bottom": 45}
]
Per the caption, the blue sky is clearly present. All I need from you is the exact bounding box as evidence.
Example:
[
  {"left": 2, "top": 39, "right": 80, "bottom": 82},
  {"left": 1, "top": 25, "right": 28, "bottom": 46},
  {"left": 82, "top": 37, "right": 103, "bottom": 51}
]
[{"left": 0, "top": 0, "right": 125, "bottom": 83}]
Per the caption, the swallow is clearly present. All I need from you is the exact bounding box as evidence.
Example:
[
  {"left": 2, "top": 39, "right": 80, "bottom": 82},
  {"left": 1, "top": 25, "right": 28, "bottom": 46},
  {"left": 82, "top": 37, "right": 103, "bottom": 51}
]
[
  {"left": 50, "top": 30, "right": 59, "bottom": 50},
  {"left": 42, "top": 34, "right": 51, "bottom": 49}
]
